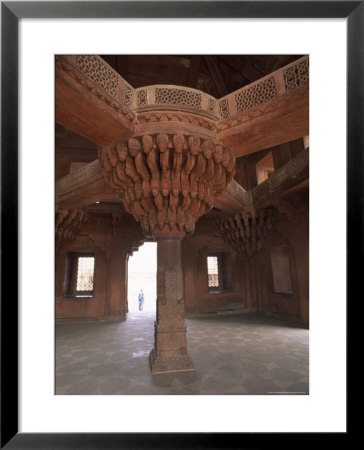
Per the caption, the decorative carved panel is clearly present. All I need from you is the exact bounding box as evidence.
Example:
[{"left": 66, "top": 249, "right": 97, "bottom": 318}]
[
  {"left": 207, "top": 98, "right": 217, "bottom": 114},
  {"left": 123, "top": 86, "right": 133, "bottom": 106},
  {"left": 137, "top": 89, "right": 148, "bottom": 107},
  {"left": 235, "top": 77, "right": 277, "bottom": 112},
  {"left": 155, "top": 87, "right": 202, "bottom": 109},
  {"left": 75, "top": 55, "right": 119, "bottom": 99},
  {"left": 283, "top": 58, "right": 309, "bottom": 91},
  {"left": 219, "top": 98, "right": 230, "bottom": 119}
]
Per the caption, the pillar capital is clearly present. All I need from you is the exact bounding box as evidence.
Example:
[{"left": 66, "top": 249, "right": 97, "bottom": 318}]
[
  {"left": 99, "top": 132, "right": 235, "bottom": 237},
  {"left": 152, "top": 225, "right": 185, "bottom": 240}
]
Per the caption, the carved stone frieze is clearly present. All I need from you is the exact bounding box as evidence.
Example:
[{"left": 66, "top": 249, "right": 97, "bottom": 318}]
[
  {"left": 99, "top": 134, "right": 236, "bottom": 236},
  {"left": 136, "top": 111, "right": 216, "bottom": 131}
]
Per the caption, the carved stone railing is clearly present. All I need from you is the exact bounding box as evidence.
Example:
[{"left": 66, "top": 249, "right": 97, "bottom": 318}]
[
  {"left": 132, "top": 84, "right": 220, "bottom": 119},
  {"left": 56, "top": 55, "right": 135, "bottom": 117},
  {"left": 58, "top": 55, "right": 309, "bottom": 127},
  {"left": 218, "top": 56, "right": 309, "bottom": 121}
]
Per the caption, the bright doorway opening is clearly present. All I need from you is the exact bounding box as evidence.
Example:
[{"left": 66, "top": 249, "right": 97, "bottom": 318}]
[{"left": 127, "top": 242, "right": 157, "bottom": 313}]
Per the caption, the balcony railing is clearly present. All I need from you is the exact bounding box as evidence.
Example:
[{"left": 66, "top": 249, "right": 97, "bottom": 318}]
[
  {"left": 59, "top": 55, "right": 309, "bottom": 123},
  {"left": 218, "top": 56, "right": 309, "bottom": 121}
]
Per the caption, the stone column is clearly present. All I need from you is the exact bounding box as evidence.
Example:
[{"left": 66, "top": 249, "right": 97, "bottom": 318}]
[
  {"left": 99, "top": 133, "right": 236, "bottom": 372},
  {"left": 150, "top": 228, "right": 194, "bottom": 373},
  {"left": 106, "top": 234, "right": 128, "bottom": 322}
]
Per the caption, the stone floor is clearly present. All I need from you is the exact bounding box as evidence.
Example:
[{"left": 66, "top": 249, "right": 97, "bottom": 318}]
[{"left": 55, "top": 312, "right": 309, "bottom": 395}]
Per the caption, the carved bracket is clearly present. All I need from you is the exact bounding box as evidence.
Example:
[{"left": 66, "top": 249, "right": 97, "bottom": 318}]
[
  {"left": 55, "top": 208, "right": 88, "bottom": 249},
  {"left": 216, "top": 208, "right": 273, "bottom": 258},
  {"left": 99, "top": 133, "right": 236, "bottom": 236}
]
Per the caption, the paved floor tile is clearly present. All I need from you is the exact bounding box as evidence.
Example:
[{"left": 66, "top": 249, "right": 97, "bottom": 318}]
[{"left": 56, "top": 312, "right": 308, "bottom": 395}]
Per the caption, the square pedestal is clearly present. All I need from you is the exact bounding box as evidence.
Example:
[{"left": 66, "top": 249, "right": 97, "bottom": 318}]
[{"left": 149, "top": 348, "right": 194, "bottom": 374}]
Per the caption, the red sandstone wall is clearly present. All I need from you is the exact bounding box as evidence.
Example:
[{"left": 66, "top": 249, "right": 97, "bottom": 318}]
[
  {"left": 182, "top": 222, "right": 246, "bottom": 315},
  {"left": 183, "top": 210, "right": 309, "bottom": 328},
  {"left": 257, "top": 214, "right": 309, "bottom": 327},
  {"left": 55, "top": 213, "right": 144, "bottom": 323},
  {"left": 55, "top": 234, "right": 108, "bottom": 322},
  {"left": 55, "top": 210, "right": 308, "bottom": 328}
]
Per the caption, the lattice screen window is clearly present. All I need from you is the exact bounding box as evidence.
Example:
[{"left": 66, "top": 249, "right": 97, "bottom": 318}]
[
  {"left": 64, "top": 252, "right": 95, "bottom": 297},
  {"left": 207, "top": 256, "right": 220, "bottom": 288},
  {"left": 76, "top": 257, "right": 95, "bottom": 292},
  {"left": 206, "top": 252, "right": 233, "bottom": 293}
]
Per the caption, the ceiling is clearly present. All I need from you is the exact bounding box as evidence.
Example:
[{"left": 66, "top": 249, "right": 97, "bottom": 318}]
[{"left": 56, "top": 54, "right": 306, "bottom": 180}]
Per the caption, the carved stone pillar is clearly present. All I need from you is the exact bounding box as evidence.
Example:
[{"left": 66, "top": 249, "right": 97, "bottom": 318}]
[
  {"left": 99, "top": 130, "right": 235, "bottom": 372},
  {"left": 149, "top": 228, "right": 194, "bottom": 373}
]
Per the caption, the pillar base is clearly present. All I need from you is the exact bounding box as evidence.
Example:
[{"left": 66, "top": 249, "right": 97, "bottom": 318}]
[{"left": 149, "top": 348, "right": 194, "bottom": 374}]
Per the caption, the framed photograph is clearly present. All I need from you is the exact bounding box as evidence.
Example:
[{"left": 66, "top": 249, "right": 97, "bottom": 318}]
[{"left": 2, "top": 1, "right": 358, "bottom": 448}]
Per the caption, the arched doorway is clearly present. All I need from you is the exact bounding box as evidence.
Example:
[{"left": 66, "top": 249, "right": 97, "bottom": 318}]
[{"left": 127, "top": 242, "right": 157, "bottom": 313}]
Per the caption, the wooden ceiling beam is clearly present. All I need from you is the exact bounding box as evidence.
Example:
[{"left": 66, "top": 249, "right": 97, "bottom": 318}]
[
  {"left": 203, "top": 55, "right": 228, "bottom": 97},
  {"left": 187, "top": 55, "right": 201, "bottom": 88}
]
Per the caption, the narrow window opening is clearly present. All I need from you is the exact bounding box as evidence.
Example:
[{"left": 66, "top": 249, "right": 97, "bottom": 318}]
[
  {"left": 207, "top": 253, "right": 233, "bottom": 293},
  {"left": 207, "top": 256, "right": 219, "bottom": 288},
  {"left": 76, "top": 257, "right": 95, "bottom": 292},
  {"left": 64, "top": 252, "right": 95, "bottom": 298}
]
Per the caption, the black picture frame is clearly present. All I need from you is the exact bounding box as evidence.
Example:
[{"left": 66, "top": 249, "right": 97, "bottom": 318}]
[{"left": 1, "top": 1, "right": 358, "bottom": 448}]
